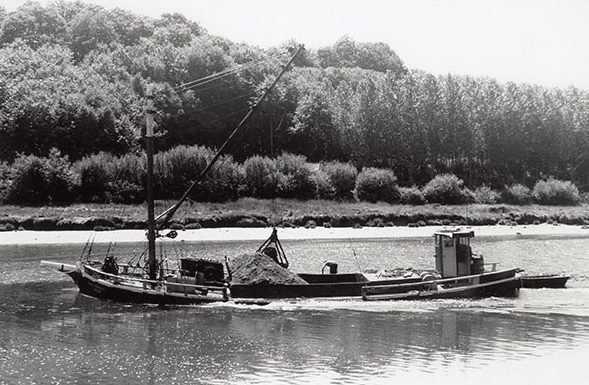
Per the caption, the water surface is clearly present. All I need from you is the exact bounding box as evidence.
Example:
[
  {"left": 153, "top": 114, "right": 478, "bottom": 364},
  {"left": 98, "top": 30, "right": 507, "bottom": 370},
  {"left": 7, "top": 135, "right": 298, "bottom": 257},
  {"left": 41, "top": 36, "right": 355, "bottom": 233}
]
[{"left": 1, "top": 233, "right": 589, "bottom": 384}]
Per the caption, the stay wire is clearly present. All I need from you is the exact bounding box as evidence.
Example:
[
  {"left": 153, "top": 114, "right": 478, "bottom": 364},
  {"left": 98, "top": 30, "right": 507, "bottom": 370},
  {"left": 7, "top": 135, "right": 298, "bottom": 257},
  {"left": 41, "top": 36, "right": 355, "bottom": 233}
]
[{"left": 174, "top": 54, "right": 282, "bottom": 92}]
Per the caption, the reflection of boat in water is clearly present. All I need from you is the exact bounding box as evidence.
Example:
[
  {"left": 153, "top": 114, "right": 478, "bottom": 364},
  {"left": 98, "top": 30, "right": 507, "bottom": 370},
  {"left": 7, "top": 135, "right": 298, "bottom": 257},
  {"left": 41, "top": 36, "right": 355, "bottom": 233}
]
[{"left": 521, "top": 274, "right": 570, "bottom": 288}]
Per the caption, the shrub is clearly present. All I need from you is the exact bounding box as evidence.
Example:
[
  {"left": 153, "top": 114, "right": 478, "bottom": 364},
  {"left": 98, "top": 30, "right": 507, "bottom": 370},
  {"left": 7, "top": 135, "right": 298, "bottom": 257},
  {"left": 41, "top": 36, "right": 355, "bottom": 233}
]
[
  {"left": 473, "top": 185, "right": 500, "bottom": 204},
  {"left": 532, "top": 178, "right": 580, "bottom": 205},
  {"left": 311, "top": 170, "right": 336, "bottom": 199},
  {"left": 501, "top": 183, "right": 532, "bottom": 205},
  {"left": 320, "top": 161, "right": 358, "bottom": 199},
  {"left": 275, "top": 153, "right": 315, "bottom": 199},
  {"left": 422, "top": 174, "right": 469, "bottom": 204},
  {"left": 242, "top": 155, "right": 279, "bottom": 198},
  {"left": 398, "top": 186, "right": 426, "bottom": 205},
  {"left": 109, "top": 153, "right": 145, "bottom": 203},
  {"left": 354, "top": 167, "right": 399, "bottom": 203},
  {"left": 155, "top": 145, "right": 207, "bottom": 199},
  {"left": 155, "top": 145, "right": 241, "bottom": 203},
  {"left": 75, "top": 152, "right": 117, "bottom": 202},
  {"left": 195, "top": 154, "right": 242, "bottom": 202},
  {"left": 4, "top": 149, "right": 79, "bottom": 205}
]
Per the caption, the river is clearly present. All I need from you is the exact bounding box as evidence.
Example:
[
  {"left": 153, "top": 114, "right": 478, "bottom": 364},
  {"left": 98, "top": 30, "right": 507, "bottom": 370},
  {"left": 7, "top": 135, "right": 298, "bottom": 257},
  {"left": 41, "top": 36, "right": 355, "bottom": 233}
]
[{"left": 1, "top": 231, "right": 589, "bottom": 384}]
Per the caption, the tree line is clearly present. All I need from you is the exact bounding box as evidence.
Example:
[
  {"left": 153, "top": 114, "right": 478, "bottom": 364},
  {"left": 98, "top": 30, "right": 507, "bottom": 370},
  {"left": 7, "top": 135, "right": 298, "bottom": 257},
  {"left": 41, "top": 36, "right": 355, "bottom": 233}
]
[{"left": 1, "top": 1, "right": 588, "bottom": 193}]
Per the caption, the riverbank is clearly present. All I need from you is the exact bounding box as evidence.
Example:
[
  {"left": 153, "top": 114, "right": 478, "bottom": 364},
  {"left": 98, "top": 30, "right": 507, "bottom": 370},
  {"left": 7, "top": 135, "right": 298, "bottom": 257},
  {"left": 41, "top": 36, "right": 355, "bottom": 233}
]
[
  {"left": 2, "top": 224, "right": 589, "bottom": 245},
  {"left": 1, "top": 198, "right": 589, "bottom": 231}
]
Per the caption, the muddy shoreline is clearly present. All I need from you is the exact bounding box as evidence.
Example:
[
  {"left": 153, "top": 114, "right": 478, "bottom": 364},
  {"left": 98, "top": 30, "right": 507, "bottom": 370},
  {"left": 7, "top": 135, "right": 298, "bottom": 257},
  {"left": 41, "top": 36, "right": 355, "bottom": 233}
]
[
  {"left": 2, "top": 199, "right": 589, "bottom": 232},
  {"left": 1, "top": 210, "right": 588, "bottom": 232}
]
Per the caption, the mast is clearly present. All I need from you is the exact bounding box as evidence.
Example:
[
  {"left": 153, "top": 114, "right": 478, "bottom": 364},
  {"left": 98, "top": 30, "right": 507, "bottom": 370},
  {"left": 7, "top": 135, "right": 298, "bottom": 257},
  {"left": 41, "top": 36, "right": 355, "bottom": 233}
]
[
  {"left": 145, "top": 87, "right": 157, "bottom": 280},
  {"left": 155, "top": 45, "right": 304, "bottom": 229}
]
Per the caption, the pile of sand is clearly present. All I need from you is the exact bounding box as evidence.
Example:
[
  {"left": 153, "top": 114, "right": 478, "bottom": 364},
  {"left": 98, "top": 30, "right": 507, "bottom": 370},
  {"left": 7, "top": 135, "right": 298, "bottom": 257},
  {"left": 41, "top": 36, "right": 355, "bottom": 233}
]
[{"left": 228, "top": 252, "right": 308, "bottom": 285}]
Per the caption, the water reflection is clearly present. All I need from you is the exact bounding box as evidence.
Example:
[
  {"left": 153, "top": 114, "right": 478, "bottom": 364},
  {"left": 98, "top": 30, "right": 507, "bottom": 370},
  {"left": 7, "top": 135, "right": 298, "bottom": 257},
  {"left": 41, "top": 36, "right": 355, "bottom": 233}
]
[
  {"left": 2, "top": 235, "right": 589, "bottom": 384},
  {"left": 1, "top": 280, "right": 589, "bottom": 384}
]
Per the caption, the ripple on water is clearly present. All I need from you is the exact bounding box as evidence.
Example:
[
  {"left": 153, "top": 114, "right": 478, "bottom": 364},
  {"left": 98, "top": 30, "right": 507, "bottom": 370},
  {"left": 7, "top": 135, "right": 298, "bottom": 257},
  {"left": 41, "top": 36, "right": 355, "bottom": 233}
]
[{"left": 2, "top": 237, "right": 589, "bottom": 384}]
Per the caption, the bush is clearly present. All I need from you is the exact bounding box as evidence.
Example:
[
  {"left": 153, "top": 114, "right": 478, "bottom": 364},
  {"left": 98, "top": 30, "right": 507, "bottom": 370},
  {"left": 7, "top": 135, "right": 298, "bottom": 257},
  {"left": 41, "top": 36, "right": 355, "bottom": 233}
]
[
  {"left": 398, "top": 186, "right": 426, "bottom": 205},
  {"left": 242, "top": 155, "right": 279, "bottom": 198},
  {"left": 422, "top": 174, "right": 469, "bottom": 204},
  {"left": 532, "top": 178, "right": 580, "bottom": 205},
  {"left": 311, "top": 170, "right": 336, "bottom": 199},
  {"left": 156, "top": 145, "right": 241, "bottom": 202},
  {"left": 4, "top": 149, "right": 79, "bottom": 205},
  {"left": 109, "top": 153, "right": 145, "bottom": 203},
  {"left": 501, "top": 183, "right": 532, "bottom": 205},
  {"left": 275, "top": 153, "right": 315, "bottom": 199},
  {"left": 473, "top": 185, "right": 500, "bottom": 204},
  {"left": 155, "top": 145, "right": 207, "bottom": 199},
  {"left": 75, "top": 152, "right": 117, "bottom": 202},
  {"left": 195, "top": 154, "right": 242, "bottom": 202},
  {"left": 319, "top": 161, "right": 358, "bottom": 199},
  {"left": 354, "top": 167, "right": 399, "bottom": 203}
]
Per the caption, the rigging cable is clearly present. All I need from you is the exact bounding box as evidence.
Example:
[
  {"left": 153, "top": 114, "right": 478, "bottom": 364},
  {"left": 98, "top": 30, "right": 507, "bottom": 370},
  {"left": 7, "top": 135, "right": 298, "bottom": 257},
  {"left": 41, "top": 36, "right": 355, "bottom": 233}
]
[{"left": 173, "top": 54, "right": 282, "bottom": 92}]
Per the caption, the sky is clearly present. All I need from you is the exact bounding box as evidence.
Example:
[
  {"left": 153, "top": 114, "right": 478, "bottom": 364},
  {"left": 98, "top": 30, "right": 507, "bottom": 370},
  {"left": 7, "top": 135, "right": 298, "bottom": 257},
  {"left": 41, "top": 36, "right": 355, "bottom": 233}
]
[{"left": 3, "top": 0, "right": 589, "bottom": 90}]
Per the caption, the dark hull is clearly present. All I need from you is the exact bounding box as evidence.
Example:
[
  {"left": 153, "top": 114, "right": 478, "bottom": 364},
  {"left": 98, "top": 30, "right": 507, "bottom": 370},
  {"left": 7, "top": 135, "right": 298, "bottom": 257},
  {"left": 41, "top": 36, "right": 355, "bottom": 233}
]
[
  {"left": 365, "top": 276, "right": 521, "bottom": 301},
  {"left": 230, "top": 275, "right": 422, "bottom": 299},
  {"left": 68, "top": 267, "right": 226, "bottom": 305},
  {"left": 522, "top": 275, "right": 570, "bottom": 289},
  {"left": 362, "top": 269, "right": 522, "bottom": 301}
]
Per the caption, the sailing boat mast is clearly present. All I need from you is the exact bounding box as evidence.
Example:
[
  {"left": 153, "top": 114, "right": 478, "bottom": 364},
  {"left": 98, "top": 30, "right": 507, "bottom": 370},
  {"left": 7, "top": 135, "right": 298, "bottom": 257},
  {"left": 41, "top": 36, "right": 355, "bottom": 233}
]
[
  {"left": 155, "top": 45, "right": 304, "bottom": 229},
  {"left": 145, "top": 87, "right": 157, "bottom": 280}
]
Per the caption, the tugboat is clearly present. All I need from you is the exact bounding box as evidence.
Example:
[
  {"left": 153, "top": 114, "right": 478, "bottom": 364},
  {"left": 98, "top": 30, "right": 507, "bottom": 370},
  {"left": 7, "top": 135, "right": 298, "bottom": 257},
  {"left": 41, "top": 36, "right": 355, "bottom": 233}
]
[{"left": 361, "top": 230, "right": 522, "bottom": 301}]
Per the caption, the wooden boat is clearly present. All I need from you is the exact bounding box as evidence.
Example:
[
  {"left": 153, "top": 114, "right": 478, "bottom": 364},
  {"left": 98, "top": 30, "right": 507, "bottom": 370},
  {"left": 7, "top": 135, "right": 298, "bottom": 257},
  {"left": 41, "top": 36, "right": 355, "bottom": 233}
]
[
  {"left": 41, "top": 46, "right": 304, "bottom": 306},
  {"left": 230, "top": 273, "right": 422, "bottom": 299},
  {"left": 229, "top": 229, "right": 522, "bottom": 301},
  {"left": 41, "top": 260, "right": 228, "bottom": 305},
  {"left": 521, "top": 274, "right": 570, "bottom": 289},
  {"left": 360, "top": 230, "right": 522, "bottom": 301},
  {"left": 362, "top": 268, "right": 521, "bottom": 301}
]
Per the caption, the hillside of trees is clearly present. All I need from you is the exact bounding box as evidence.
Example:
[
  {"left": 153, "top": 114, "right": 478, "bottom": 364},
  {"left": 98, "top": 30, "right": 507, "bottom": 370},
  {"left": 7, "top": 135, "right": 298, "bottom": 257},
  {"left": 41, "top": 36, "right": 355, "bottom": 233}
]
[{"left": 1, "top": 1, "right": 589, "bottom": 196}]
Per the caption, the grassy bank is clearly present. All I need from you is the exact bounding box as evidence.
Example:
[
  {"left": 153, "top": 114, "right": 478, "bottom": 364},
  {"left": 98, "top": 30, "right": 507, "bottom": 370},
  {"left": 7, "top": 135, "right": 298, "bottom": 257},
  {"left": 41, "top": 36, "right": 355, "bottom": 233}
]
[{"left": 2, "top": 198, "right": 589, "bottom": 231}]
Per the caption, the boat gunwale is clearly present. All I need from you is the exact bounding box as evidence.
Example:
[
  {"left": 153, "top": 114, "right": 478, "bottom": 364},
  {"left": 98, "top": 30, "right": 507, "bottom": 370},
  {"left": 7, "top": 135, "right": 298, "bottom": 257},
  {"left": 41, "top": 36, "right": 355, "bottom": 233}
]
[
  {"left": 364, "top": 268, "right": 520, "bottom": 290},
  {"left": 362, "top": 276, "right": 521, "bottom": 301}
]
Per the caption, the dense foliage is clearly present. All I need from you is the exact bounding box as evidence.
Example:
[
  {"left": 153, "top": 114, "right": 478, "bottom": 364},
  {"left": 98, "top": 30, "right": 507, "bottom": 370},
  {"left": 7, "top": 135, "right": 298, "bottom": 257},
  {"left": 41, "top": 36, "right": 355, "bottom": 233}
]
[
  {"left": 4, "top": 149, "right": 79, "bottom": 204},
  {"left": 532, "top": 178, "right": 581, "bottom": 205},
  {"left": 422, "top": 174, "right": 471, "bottom": 205},
  {"left": 472, "top": 185, "right": 500, "bottom": 204},
  {"left": 0, "top": 144, "right": 582, "bottom": 205},
  {"left": 354, "top": 167, "right": 399, "bottom": 203},
  {"left": 501, "top": 184, "right": 533, "bottom": 205},
  {"left": 1, "top": 1, "right": 588, "bottom": 204},
  {"left": 398, "top": 186, "right": 426, "bottom": 205}
]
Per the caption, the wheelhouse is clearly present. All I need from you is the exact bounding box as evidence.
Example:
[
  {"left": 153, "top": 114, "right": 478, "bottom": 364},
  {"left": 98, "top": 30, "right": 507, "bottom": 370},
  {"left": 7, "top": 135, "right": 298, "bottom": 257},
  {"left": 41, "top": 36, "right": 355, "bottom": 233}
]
[{"left": 434, "top": 230, "right": 475, "bottom": 278}]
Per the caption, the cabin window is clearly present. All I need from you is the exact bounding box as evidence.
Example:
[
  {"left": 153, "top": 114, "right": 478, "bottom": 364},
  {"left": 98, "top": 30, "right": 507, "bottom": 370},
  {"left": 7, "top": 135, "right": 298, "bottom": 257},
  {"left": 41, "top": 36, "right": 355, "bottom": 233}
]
[{"left": 443, "top": 239, "right": 454, "bottom": 248}]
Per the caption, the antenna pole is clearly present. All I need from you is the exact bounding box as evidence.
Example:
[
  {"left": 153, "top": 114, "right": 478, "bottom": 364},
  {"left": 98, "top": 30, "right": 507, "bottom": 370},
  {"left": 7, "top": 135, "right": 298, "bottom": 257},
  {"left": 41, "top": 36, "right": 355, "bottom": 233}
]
[{"left": 145, "top": 87, "right": 157, "bottom": 280}]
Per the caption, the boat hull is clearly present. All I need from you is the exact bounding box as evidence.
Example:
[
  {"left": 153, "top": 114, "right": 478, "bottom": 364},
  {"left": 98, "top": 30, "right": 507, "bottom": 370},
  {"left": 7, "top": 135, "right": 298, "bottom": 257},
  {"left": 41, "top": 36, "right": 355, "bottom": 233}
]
[
  {"left": 521, "top": 275, "right": 570, "bottom": 289},
  {"left": 362, "top": 269, "right": 522, "bottom": 301},
  {"left": 230, "top": 275, "right": 422, "bottom": 299},
  {"left": 69, "top": 264, "right": 228, "bottom": 305}
]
